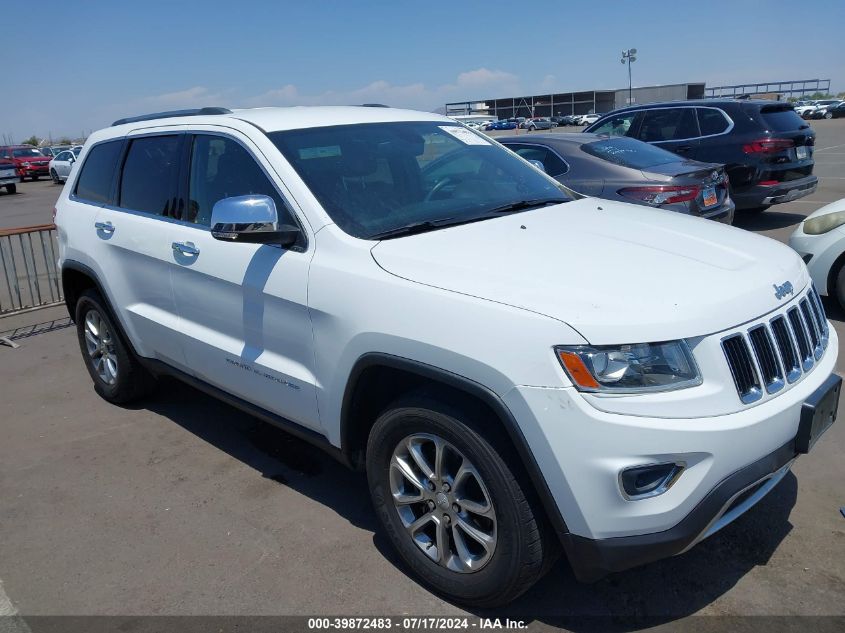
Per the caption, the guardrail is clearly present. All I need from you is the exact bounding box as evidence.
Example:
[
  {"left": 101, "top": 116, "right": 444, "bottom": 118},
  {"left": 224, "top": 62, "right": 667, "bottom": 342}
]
[{"left": 0, "top": 224, "right": 63, "bottom": 315}]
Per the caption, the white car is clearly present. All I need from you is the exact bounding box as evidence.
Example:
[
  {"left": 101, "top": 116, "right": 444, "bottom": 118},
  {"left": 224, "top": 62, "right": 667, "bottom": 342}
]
[
  {"left": 0, "top": 158, "right": 16, "bottom": 194},
  {"left": 55, "top": 105, "right": 839, "bottom": 607},
  {"left": 794, "top": 102, "right": 818, "bottom": 118},
  {"left": 575, "top": 113, "right": 601, "bottom": 126},
  {"left": 789, "top": 198, "right": 845, "bottom": 308},
  {"left": 49, "top": 148, "right": 80, "bottom": 183}
]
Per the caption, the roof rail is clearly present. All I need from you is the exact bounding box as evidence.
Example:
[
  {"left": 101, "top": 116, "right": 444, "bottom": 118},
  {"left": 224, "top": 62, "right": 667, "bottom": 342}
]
[{"left": 111, "top": 107, "right": 232, "bottom": 127}]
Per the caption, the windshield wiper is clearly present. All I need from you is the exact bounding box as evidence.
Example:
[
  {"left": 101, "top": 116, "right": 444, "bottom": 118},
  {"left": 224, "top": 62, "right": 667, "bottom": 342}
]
[
  {"left": 485, "top": 198, "right": 567, "bottom": 214},
  {"left": 368, "top": 218, "right": 458, "bottom": 240}
]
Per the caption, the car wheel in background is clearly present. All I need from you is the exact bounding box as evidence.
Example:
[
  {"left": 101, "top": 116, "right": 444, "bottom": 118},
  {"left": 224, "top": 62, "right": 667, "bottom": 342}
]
[
  {"left": 51, "top": 169, "right": 60, "bottom": 184},
  {"left": 366, "top": 393, "right": 556, "bottom": 607},
  {"left": 74, "top": 289, "right": 157, "bottom": 404},
  {"left": 834, "top": 265, "right": 845, "bottom": 312},
  {"left": 825, "top": 111, "right": 834, "bottom": 120},
  {"left": 4, "top": 184, "right": 15, "bottom": 194}
]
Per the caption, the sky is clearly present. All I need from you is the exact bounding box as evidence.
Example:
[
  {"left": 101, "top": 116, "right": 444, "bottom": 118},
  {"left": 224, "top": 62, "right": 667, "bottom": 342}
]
[{"left": 2, "top": 0, "right": 844, "bottom": 142}]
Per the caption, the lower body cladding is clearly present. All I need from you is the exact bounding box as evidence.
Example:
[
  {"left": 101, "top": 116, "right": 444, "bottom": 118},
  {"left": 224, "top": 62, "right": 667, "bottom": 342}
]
[
  {"left": 502, "top": 332, "right": 839, "bottom": 582},
  {"left": 733, "top": 174, "right": 818, "bottom": 210}
]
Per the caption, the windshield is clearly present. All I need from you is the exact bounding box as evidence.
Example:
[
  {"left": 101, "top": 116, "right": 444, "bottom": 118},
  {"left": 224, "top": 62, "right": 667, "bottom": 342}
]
[
  {"left": 581, "top": 137, "right": 681, "bottom": 169},
  {"left": 12, "top": 148, "right": 45, "bottom": 158},
  {"left": 72, "top": 147, "right": 81, "bottom": 157},
  {"left": 269, "top": 121, "right": 569, "bottom": 239}
]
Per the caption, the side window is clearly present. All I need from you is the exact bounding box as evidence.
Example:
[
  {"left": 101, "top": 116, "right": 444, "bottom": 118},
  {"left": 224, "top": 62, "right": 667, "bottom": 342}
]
[
  {"left": 118, "top": 135, "right": 182, "bottom": 216},
  {"left": 697, "top": 108, "right": 730, "bottom": 136},
  {"left": 589, "top": 112, "right": 639, "bottom": 137},
  {"left": 638, "top": 108, "right": 699, "bottom": 142},
  {"left": 507, "top": 144, "right": 568, "bottom": 176},
  {"left": 74, "top": 140, "right": 123, "bottom": 204},
  {"left": 186, "top": 135, "right": 291, "bottom": 227}
]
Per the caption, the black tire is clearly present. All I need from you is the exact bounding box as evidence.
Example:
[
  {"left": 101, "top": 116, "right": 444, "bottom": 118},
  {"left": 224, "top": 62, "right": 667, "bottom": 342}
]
[
  {"left": 5, "top": 184, "right": 15, "bottom": 194},
  {"left": 74, "top": 289, "right": 156, "bottom": 404},
  {"left": 834, "top": 264, "right": 845, "bottom": 313},
  {"left": 19, "top": 175, "right": 25, "bottom": 183},
  {"left": 50, "top": 169, "right": 60, "bottom": 184},
  {"left": 32, "top": 175, "right": 38, "bottom": 181},
  {"left": 366, "top": 394, "right": 555, "bottom": 607}
]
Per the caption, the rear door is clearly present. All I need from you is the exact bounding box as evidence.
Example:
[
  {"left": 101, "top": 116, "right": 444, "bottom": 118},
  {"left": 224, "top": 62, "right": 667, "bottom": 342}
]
[
  {"left": 636, "top": 107, "right": 700, "bottom": 157},
  {"left": 91, "top": 129, "right": 188, "bottom": 368},
  {"left": 167, "top": 129, "right": 320, "bottom": 430}
]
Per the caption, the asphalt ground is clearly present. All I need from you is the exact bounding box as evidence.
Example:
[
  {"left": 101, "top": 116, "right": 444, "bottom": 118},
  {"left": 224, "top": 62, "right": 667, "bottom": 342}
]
[{"left": 0, "top": 120, "right": 844, "bottom": 631}]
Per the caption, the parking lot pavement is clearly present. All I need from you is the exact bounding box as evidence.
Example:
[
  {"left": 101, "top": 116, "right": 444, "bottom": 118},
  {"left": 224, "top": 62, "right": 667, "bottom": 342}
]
[
  {"left": 1, "top": 122, "right": 844, "bottom": 626},
  {"left": 0, "top": 179, "right": 60, "bottom": 230}
]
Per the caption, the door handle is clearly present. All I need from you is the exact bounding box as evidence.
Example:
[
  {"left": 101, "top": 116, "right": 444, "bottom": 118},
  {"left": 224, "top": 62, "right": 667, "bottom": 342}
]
[
  {"left": 94, "top": 221, "right": 114, "bottom": 234},
  {"left": 172, "top": 241, "right": 200, "bottom": 256},
  {"left": 675, "top": 145, "right": 692, "bottom": 153}
]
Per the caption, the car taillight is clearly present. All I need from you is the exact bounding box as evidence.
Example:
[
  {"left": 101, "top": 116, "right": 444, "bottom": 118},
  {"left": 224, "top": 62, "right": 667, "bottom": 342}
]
[
  {"left": 618, "top": 185, "right": 700, "bottom": 205},
  {"left": 742, "top": 138, "right": 793, "bottom": 154}
]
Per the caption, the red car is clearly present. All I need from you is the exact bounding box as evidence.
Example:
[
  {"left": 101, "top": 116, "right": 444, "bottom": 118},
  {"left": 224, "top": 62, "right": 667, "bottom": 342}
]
[{"left": 0, "top": 145, "right": 52, "bottom": 181}]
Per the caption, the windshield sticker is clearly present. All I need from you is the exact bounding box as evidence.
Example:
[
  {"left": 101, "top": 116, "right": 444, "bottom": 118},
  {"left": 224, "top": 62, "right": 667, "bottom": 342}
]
[
  {"left": 299, "top": 145, "right": 342, "bottom": 160},
  {"left": 439, "top": 126, "right": 490, "bottom": 146}
]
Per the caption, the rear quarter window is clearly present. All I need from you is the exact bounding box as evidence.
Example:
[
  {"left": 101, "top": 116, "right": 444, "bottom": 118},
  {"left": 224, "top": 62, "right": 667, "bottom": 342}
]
[
  {"left": 756, "top": 106, "right": 807, "bottom": 132},
  {"left": 74, "top": 140, "right": 123, "bottom": 204}
]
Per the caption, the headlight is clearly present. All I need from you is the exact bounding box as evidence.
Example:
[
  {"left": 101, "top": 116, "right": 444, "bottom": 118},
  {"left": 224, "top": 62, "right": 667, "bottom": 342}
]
[
  {"left": 803, "top": 211, "right": 845, "bottom": 235},
  {"left": 21, "top": 161, "right": 31, "bottom": 167},
  {"left": 555, "top": 341, "right": 701, "bottom": 393}
]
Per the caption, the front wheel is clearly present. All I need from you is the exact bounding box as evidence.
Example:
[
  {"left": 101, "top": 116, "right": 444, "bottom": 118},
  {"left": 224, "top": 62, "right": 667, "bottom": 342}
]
[
  {"left": 51, "top": 169, "right": 60, "bottom": 184},
  {"left": 366, "top": 395, "right": 555, "bottom": 607},
  {"left": 4, "top": 184, "right": 15, "bottom": 194}
]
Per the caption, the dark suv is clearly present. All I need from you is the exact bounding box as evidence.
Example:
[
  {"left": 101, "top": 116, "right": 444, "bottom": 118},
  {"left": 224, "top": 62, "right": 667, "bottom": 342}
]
[{"left": 583, "top": 100, "right": 817, "bottom": 212}]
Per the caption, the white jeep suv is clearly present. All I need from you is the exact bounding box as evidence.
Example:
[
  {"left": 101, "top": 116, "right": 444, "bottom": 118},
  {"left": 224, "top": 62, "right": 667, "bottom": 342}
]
[{"left": 55, "top": 106, "right": 840, "bottom": 607}]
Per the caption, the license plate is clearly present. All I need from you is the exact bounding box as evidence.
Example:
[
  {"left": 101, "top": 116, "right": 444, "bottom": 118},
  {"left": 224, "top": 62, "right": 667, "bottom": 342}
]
[
  {"left": 796, "top": 146, "right": 809, "bottom": 160},
  {"left": 702, "top": 186, "right": 717, "bottom": 207},
  {"left": 796, "top": 374, "right": 841, "bottom": 453}
]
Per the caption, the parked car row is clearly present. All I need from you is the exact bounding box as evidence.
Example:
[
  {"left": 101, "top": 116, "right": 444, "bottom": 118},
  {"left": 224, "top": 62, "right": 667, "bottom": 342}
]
[
  {"left": 794, "top": 99, "right": 845, "bottom": 119},
  {"left": 0, "top": 143, "right": 83, "bottom": 187},
  {"left": 581, "top": 99, "right": 817, "bottom": 213}
]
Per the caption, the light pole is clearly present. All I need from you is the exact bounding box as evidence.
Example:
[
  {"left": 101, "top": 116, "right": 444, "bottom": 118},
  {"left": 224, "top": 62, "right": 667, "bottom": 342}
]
[{"left": 620, "top": 48, "right": 637, "bottom": 104}]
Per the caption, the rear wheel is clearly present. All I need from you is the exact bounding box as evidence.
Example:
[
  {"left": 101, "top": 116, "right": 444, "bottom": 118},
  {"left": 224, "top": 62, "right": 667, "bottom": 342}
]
[
  {"left": 825, "top": 111, "right": 834, "bottom": 120},
  {"left": 366, "top": 394, "right": 555, "bottom": 607},
  {"left": 4, "top": 184, "right": 15, "bottom": 194},
  {"left": 75, "top": 289, "right": 156, "bottom": 403}
]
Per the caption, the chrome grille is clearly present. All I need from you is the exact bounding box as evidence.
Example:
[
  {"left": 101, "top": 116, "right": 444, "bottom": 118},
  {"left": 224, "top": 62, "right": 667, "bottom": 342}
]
[{"left": 722, "top": 287, "right": 828, "bottom": 404}]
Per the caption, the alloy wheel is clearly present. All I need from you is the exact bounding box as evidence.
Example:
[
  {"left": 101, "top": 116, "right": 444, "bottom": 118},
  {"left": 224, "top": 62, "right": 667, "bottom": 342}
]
[
  {"left": 83, "top": 310, "right": 118, "bottom": 385},
  {"left": 389, "top": 433, "right": 497, "bottom": 573}
]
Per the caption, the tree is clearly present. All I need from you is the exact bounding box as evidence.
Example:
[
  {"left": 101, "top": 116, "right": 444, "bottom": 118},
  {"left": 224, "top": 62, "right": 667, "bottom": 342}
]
[
  {"left": 22, "top": 136, "right": 39, "bottom": 146},
  {"left": 58, "top": 137, "right": 73, "bottom": 145}
]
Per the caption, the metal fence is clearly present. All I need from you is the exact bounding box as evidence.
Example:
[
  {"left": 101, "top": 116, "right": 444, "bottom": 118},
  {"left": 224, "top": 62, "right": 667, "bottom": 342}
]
[{"left": 0, "top": 224, "right": 63, "bottom": 315}]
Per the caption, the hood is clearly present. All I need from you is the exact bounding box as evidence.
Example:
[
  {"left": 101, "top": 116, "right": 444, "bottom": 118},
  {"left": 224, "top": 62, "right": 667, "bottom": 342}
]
[
  {"left": 12, "top": 156, "right": 50, "bottom": 164},
  {"left": 370, "top": 199, "right": 808, "bottom": 344}
]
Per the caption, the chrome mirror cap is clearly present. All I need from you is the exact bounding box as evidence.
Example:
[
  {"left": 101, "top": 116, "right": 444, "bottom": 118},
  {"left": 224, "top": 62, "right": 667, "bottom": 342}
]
[{"left": 210, "top": 195, "right": 299, "bottom": 247}]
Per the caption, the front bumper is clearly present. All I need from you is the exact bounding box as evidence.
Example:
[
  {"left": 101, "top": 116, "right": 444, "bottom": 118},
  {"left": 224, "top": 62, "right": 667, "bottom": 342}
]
[
  {"left": 733, "top": 174, "right": 818, "bottom": 209},
  {"left": 501, "top": 328, "right": 838, "bottom": 581},
  {"left": 19, "top": 165, "right": 50, "bottom": 176}
]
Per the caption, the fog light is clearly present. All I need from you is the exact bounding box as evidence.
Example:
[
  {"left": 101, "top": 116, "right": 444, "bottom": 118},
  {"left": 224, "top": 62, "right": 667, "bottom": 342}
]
[{"left": 619, "top": 462, "right": 684, "bottom": 500}]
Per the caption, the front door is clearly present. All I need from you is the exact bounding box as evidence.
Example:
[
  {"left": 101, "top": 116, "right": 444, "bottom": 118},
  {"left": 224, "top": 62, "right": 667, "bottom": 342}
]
[{"left": 168, "top": 131, "right": 320, "bottom": 431}]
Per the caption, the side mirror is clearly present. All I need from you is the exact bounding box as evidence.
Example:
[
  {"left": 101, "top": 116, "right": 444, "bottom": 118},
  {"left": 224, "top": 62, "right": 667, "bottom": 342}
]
[
  {"left": 528, "top": 159, "right": 546, "bottom": 173},
  {"left": 210, "top": 195, "right": 300, "bottom": 247},
  {"left": 69, "top": 155, "right": 76, "bottom": 164}
]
